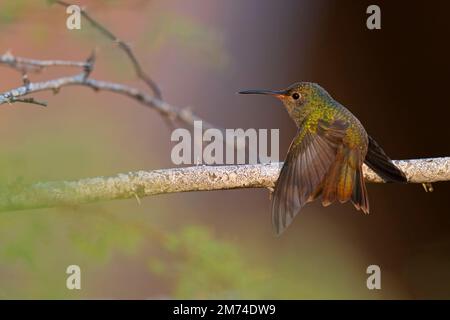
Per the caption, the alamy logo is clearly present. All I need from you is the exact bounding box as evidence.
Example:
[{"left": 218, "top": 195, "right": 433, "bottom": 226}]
[
  {"left": 366, "top": 264, "right": 381, "bottom": 290},
  {"left": 66, "top": 265, "right": 81, "bottom": 290},
  {"left": 366, "top": 5, "right": 381, "bottom": 30},
  {"left": 66, "top": 5, "right": 81, "bottom": 30},
  {"left": 171, "top": 121, "right": 279, "bottom": 165}
]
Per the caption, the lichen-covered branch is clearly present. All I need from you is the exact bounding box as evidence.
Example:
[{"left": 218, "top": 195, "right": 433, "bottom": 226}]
[{"left": 0, "top": 157, "right": 448, "bottom": 212}]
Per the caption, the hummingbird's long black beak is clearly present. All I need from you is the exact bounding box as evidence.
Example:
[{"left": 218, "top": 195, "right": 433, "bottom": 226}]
[{"left": 238, "top": 89, "right": 288, "bottom": 98}]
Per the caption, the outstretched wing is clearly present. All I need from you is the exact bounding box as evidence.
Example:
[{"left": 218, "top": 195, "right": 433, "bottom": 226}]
[{"left": 272, "top": 119, "right": 348, "bottom": 235}]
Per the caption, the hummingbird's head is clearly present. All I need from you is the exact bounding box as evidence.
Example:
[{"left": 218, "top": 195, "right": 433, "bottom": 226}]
[{"left": 239, "top": 82, "right": 327, "bottom": 114}]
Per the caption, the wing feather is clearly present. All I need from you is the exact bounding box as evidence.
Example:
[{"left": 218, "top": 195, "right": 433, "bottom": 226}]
[{"left": 272, "top": 119, "right": 348, "bottom": 235}]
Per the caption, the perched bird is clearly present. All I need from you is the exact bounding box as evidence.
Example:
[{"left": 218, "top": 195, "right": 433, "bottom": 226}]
[{"left": 239, "top": 82, "right": 406, "bottom": 235}]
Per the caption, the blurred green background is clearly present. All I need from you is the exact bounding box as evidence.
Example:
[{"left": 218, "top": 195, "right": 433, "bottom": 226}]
[{"left": 0, "top": 0, "right": 449, "bottom": 299}]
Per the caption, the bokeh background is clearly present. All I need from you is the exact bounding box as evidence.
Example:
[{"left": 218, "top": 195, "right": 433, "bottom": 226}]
[{"left": 0, "top": 0, "right": 449, "bottom": 299}]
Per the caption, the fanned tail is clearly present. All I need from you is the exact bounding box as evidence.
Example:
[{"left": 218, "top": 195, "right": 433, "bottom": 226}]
[
  {"left": 322, "top": 147, "right": 369, "bottom": 213},
  {"left": 351, "top": 165, "right": 369, "bottom": 213}
]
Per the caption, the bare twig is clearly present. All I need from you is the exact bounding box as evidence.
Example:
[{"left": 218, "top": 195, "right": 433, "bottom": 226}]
[
  {"left": 0, "top": 72, "right": 217, "bottom": 129},
  {"left": 6, "top": 97, "right": 47, "bottom": 107},
  {"left": 0, "top": 52, "right": 243, "bottom": 150},
  {"left": 1, "top": 0, "right": 241, "bottom": 144},
  {"left": 0, "top": 51, "right": 89, "bottom": 73},
  {"left": 0, "top": 157, "right": 448, "bottom": 212},
  {"left": 55, "top": 0, "right": 162, "bottom": 99}
]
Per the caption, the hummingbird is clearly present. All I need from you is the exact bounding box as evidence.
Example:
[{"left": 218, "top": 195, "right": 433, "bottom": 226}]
[{"left": 239, "top": 82, "right": 406, "bottom": 235}]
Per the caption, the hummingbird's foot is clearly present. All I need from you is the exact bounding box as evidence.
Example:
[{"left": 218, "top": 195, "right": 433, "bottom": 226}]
[
  {"left": 132, "top": 192, "right": 142, "bottom": 205},
  {"left": 267, "top": 186, "right": 275, "bottom": 200},
  {"left": 422, "top": 182, "right": 434, "bottom": 192}
]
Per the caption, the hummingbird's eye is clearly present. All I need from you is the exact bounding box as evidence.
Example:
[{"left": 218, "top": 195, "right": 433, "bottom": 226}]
[{"left": 292, "top": 92, "right": 300, "bottom": 100}]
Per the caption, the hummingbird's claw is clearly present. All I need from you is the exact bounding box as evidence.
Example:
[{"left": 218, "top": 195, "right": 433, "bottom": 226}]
[
  {"left": 267, "top": 186, "right": 275, "bottom": 200},
  {"left": 422, "top": 182, "right": 434, "bottom": 192}
]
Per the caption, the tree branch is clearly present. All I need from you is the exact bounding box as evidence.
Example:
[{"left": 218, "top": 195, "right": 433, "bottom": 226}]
[
  {"left": 0, "top": 157, "right": 448, "bottom": 212},
  {"left": 0, "top": 52, "right": 243, "bottom": 146},
  {"left": 0, "top": 0, "right": 241, "bottom": 144},
  {"left": 0, "top": 70, "right": 217, "bottom": 130},
  {"left": 0, "top": 51, "right": 89, "bottom": 72},
  {"left": 6, "top": 97, "right": 47, "bottom": 107},
  {"left": 55, "top": 0, "right": 162, "bottom": 99}
]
